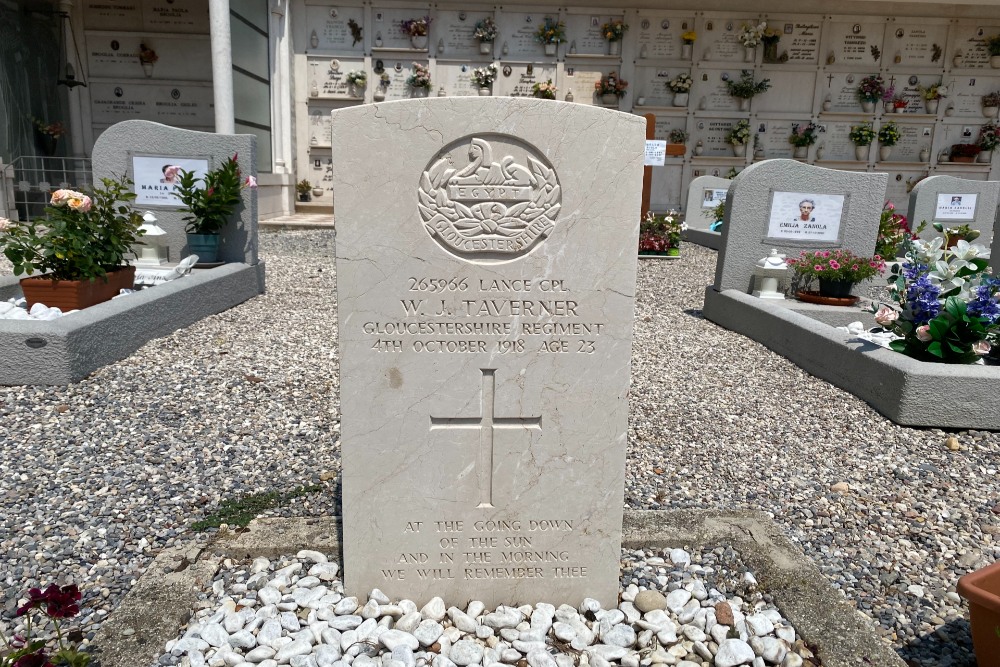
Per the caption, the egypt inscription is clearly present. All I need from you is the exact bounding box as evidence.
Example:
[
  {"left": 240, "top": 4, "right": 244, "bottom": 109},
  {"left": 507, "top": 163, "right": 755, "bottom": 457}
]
[{"left": 419, "top": 136, "right": 562, "bottom": 261}]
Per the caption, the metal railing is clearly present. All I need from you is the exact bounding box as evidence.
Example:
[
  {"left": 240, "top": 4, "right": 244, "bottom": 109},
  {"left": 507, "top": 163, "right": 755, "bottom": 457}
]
[{"left": 0, "top": 156, "right": 93, "bottom": 222}]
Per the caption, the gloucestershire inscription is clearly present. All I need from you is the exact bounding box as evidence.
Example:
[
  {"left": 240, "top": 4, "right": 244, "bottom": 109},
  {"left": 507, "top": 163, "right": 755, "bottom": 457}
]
[{"left": 419, "top": 136, "right": 562, "bottom": 261}]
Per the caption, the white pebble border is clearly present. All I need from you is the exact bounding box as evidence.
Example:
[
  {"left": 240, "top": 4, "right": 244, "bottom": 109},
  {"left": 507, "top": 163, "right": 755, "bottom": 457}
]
[{"left": 153, "top": 548, "right": 818, "bottom": 667}]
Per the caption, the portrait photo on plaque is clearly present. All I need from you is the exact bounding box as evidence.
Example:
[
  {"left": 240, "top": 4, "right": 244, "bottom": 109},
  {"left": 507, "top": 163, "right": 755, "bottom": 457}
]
[
  {"left": 935, "top": 193, "right": 978, "bottom": 221},
  {"left": 132, "top": 155, "right": 209, "bottom": 206},
  {"left": 766, "top": 191, "right": 846, "bottom": 243}
]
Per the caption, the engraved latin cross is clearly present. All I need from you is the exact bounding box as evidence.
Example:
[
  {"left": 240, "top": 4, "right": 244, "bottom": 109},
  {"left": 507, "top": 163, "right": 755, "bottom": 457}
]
[{"left": 430, "top": 369, "right": 541, "bottom": 509}]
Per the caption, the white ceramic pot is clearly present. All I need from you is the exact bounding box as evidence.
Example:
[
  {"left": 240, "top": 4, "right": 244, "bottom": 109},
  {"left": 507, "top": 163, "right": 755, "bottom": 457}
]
[
  {"left": 544, "top": 43, "right": 557, "bottom": 56},
  {"left": 978, "top": 150, "right": 992, "bottom": 163},
  {"left": 861, "top": 101, "right": 875, "bottom": 113},
  {"left": 411, "top": 35, "right": 429, "bottom": 49},
  {"left": 855, "top": 145, "right": 869, "bottom": 161},
  {"left": 992, "top": 55, "right": 1000, "bottom": 68},
  {"left": 879, "top": 146, "right": 893, "bottom": 161},
  {"left": 744, "top": 46, "right": 755, "bottom": 62},
  {"left": 984, "top": 106, "right": 999, "bottom": 118},
  {"left": 793, "top": 146, "right": 808, "bottom": 159},
  {"left": 681, "top": 44, "right": 692, "bottom": 60},
  {"left": 672, "top": 92, "right": 689, "bottom": 107},
  {"left": 601, "top": 93, "right": 619, "bottom": 105},
  {"left": 479, "top": 41, "right": 492, "bottom": 55},
  {"left": 925, "top": 99, "right": 939, "bottom": 114},
  {"left": 732, "top": 144, "right": 747, "bottom": 157},
  {"left": 739, "top": 98, "right": 750, "bottom": 112},
  {"left": 608, "top": 41, "right": 621, "bottom": 56},
  {"left": 478, "top": 87, "right": 491, "bottom": 96}
]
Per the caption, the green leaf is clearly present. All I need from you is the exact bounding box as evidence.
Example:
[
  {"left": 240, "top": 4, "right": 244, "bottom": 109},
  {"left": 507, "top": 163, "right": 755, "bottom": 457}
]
[{"left": 927, "top": 341, "right": 944, "bottom": 358}]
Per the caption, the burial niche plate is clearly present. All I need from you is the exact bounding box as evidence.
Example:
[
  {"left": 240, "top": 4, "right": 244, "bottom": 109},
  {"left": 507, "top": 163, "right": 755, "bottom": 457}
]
[{"left": 419, "top": 135, "right": 562, "bottom": 263}]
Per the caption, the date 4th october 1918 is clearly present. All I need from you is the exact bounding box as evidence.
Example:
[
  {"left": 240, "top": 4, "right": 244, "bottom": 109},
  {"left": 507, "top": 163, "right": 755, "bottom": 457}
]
[{"left": 371, "top": 339, "right": 596, "bottom": 354}]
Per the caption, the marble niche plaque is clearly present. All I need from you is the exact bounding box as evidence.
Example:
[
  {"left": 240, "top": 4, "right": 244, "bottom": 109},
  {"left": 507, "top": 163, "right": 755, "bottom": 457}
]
[
  {"left": 887, "top": 23, "right": 948, "bottom": 68},
  {"left": 495, "top": 12, "right": 560, "bottom": 61},
  {"left": 754, "top": 120, "right": 795, "bottom": 159},
  {"left": 90, "top": 82, "right": 214, "bottom": 127},
  {"left": 305, "top": 5, "right": 366, "bottom": 54},
  {"left": 878, "top": 123, "right": 931, "bottom": 162},
  {"left": 751, "top": 70, "right": 817, "bottom": 114},
  {"left": 563, "top": 14, "right": 620, "bottom": 55},
  {"left": 947, "top": 75, "right": 999, "bottom": 116},
  {"left": 634, "top": 15, "right": 694, "bottom": 61},
  {"left": 763, "top": 19, "right": 821, "bottom": 65},
  {"left": 437, "top": 10, "right": 494, "bottom": 59},
  {"left": 692, "top": 119, "right": 740, "bottom": 156},
  {"left": 560, "top": 67, "right": 603, "bottom": 104},
  {"left": 633, "top": 67, "right": 682, "bottom": 107},
  {"left": 85, "top": 35, "right": 212, "bottom": 81},
  {"left": 826, "top": 20, "right": 886, "bottom": 67},
  {"left": 950, "top": 25, "right": 1000, "bottom": 70},
  {"left": 699, "top": 18, "right": 753, "bottom": 62},
  {"left": 437, "top": 62, "right": 483, "bottom": 97},
  {"left": 307, "top": 57, "right": 365, "bottom": 99},
  {"left": 332, "top": 98, "right": 644, "bottom": 607},
  {"left": 495, "top": 64, "right": 558, "bottom": 98},
  {"left": 820, "top": 72, "right": 873, "bottom": 113}
]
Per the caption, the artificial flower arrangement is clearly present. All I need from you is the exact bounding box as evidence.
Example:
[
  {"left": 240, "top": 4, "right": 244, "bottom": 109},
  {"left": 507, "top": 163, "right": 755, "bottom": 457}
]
[
  {"left": 379, "top": 72, "right": 391, "bottom": 87},
  {"left": 725, "top": 119, "right": 752, "bottom": 146},
  {"left": 878, "top": 121, "right": 901, "bottom": 146},
  {"left": 638, "top": 211, "right": 685, "bottom": 253},
  {"left": 724, "top": 70, "right": 771, "bottom": 99},
  {"left": 919, "top": 83, "right": 945, "bottom": 100},
  {"left": 139, "top": 43, "right": 158, "bottom": 64},
  {"left": 406, "top": 62, "right": 432, "bottom": 90},
  {"left": 668, "top": 73, "right": 693, "bottom": 93},
  {"left": 871, "top": 237, "right": 998, "bottom": 364},
  {"left": 978, "top": 122, "right": 1000, "bottom": 152},
  {"left": 30, "top": 116, "right": 65, "bottom": 138},
  {"left": 667, "top": 128, "right": 689, "bottom": 144},
  {"left": 471, "top": 63, "right": 498, "bottom": 88},
  {"left": 534, "top": 18, "right": 566, "bottom": 45},
  {"left": 400, "top": 16, "right": 432, "bottom": 37},
  {"left": 786, "top": 249, "right": 886, "bottom": 285},
  {"left": 346, "top": 70, "right": 367, "bottom": 87},
  {"left": 848, "top": 122, "right": 876, "bottom": 146},
  {"left": 473, "top": 17, "right": 498, "bottom": 42},
  {"left": 761, "top": 27, "right": 781, "bottom": 45},
  {"left": 601, "top": 19, "right": 629, "bottom": 42},
  {"left": 172, "top": 155, "right": 257, "bottom": 235},
  {"left": 595, "top": 72, "right": 628, "bottom": 98},
  {"left": 738, "top": 21, "right": 766, "bottom": 48},
  {"left": 0, "top": 583, "right": 90, "bottom": 667},
  {"left": 681, "top": 31, "right": 697, "bottom": 45},
  {"left": 876, "top": 201, "right": 918, "bottom": 260},
  {"left": 890, "top": 94, "right": 908, "bottom": 110},
  {"left": 348, "top": 19, "right": 363, "bottom": 46},
  {"left": 532, "top": 79, "right": 557, "bottom": 99},
  {"left": 982, "top": 91, "right": 1000, "bottom": 108},
  {"left": 857, "top": 74, "right": 892, "bottom": 104},
  {"left": 788, "top": 122, "right": 819, "bottom": 147}
]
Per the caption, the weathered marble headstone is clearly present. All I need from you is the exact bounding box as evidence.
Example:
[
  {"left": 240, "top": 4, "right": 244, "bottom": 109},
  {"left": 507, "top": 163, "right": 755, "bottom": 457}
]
[
  {"left": 907, "top": 175, "right": 999, "bottom": 249},
  {"left": 331, "top": 98, "right": 644, "bottom": 607},
  {"left": 92, "top": 120, "right": 258, "bottom": 265},
  {"left": 685, "top": 175, "right": 731, "bottom": 231},
  {"left": 713, "top": 160, "right": 886, "bottom": 294}
]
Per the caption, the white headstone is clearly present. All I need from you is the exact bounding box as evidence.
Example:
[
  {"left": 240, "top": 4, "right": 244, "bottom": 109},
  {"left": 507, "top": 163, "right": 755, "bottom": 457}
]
[
  {"left": 685, "top": 175, "right": 731, "bottom": 231},
  {"left": 331, "top": 98, "right": 644, "bottom": 607},
  {"left": 907, "top": 175, "right": 1000, "bottom": 249}
]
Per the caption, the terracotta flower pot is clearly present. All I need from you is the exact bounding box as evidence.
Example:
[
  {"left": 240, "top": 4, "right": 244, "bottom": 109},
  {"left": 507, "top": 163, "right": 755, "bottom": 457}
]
[
  {"left": 958, "top": 560, "right": 1000, "bottom": 667},
  {"left": 19, "top": 266, "right": 135, "bottom": 311}
]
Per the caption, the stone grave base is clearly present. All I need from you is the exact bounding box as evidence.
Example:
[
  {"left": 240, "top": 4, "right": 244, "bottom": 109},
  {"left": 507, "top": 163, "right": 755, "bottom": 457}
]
[
  {"left": 703, "top": 287, "right": 1000, "bottom": 430},
  {"left": 87, "top": 509, "right": 904, "bottom": 667},
  {"left": 682, "top": 228, "right": 722, "bottom": 250},
  {"left": 0, "top": 263, "right": 266, "bottom": 385}
]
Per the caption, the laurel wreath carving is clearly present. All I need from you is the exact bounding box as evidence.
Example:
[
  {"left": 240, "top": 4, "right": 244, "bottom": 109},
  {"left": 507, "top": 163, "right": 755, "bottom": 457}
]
[{"left": 418, "top": 156, "right": 561, "bottom": 239}]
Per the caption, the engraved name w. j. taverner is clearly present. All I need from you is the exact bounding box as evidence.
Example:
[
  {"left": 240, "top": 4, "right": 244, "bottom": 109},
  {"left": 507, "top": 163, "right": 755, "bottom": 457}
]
[{"left": 419, "top": 136, "right": 562, "bottom": 260}]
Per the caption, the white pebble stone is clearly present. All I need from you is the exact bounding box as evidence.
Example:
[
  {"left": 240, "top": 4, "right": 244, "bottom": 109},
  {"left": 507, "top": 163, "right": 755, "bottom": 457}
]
[
  {"left": 229, "top": 631, "right": 257, "bottom": 649},
  {"left": 380, "top": 630, "right": 419, "bottom": 651},
  {"left": 421, "top": 598, "right": 447, "bottom": 621},
  {"left": 780, "top": 654, "right": 803, "bottom": 667},
  {"left": 200, "top": 623, "right": 229, "bottom": 648},
  {"left": 715, "top": 639, "right": 755, "bottom": 667},
  {"left": 665, "top": 591, "right": 691, "bottom": 614},
  {"left": 246, "top": 646, "right": 276, "bottom": 662},
  {"left": 297, "top": 550, "right": 328, "bottom": 564},
  {"left": 527, "top": 649, "right": 557, "bottom": 667},
  {"left": 749, "top": 636, "right": 786, "bottom": 664},
  {"left": 413, "top": 620, "right": 444, "bottom": 647},
  {"left": 668, "top": 549, "right": 690, "bottom": 566},
  {"left": 744, "top": 614, "right": 774, "bottom": 636},
  {"left": 275, "top": 639, "right": 313, "bottom": 662},
  {"left": 450, "top": 640, "right": 484, "bottom": 666}
]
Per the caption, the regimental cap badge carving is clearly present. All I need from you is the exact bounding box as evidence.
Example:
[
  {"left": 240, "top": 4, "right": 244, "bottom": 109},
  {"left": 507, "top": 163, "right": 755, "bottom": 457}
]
[{"left": 419, "top": 135, "right": 561, "bottom": 262}]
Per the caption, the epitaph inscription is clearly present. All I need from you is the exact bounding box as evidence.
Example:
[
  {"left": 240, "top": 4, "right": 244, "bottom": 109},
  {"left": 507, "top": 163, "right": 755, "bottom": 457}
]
[{"left": 419, "top": 137, "right": 562, "bottom": 261}]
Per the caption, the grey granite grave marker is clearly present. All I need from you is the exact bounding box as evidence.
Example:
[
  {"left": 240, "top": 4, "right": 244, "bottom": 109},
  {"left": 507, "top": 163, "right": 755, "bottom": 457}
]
[
  {"left": 683, "top": 175, "right": 730, "bottom": 249},
  {"left": 92, "top": 120, "right": 258, "bottom": 265},
  {"left": 907, "top": 175, "right": 1000, "bottom": 249},
  {"left": 332, "top": 98, "right": 644, "bottom": 607},
  {"left": 713, "top": 160, "right": 886, "bottom": 294}
]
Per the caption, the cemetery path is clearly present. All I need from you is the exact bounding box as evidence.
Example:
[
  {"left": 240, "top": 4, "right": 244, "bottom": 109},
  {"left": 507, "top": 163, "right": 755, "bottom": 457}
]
[{"left": 0, "top": 233, "right": 995, "bottom": 667}]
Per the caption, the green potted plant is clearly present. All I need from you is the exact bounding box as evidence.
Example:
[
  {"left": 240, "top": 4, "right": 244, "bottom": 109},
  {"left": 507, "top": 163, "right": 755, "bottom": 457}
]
[
  {"left": 873, "top": 234, "right": 997, "bottom": 364},
  {"left": 594, "top": 71, "right": 628, "bottom": 105},
  {"left": 600, "top": 19, "right": 628, "bottom": 56},
  {"left": 786, "top": 248, "right": 886, "bottom": 302},
  {"left": 173, "top": 155, "right": 257, "bottom": 263},
  {"left": 849, "top": 122, "right": 876, "bottom": 161},
  {"left": 534, "top": 17, "right": 565, "bottom": 55},
  {"left": 725, "top": 119, "right": 751, "bottom": 157},
  {"left": 724, "top": 70, "right": 771, "bottom": 111},
  {"left": 473, "top": 17, "right": 498, "bottom": 54},
  {"left": 958, "top": 560, "right": 1000, "bottom": 667},
  {"left": 0, "top": 176, "right": 144, "bottom": 310},
  {"left": 986, "top": 34, "right": 1000, "bottom": 68},
  {"left": 296, "top": 179, "right": 312, "bottom": 202},
  {"left": 666, "top": 128, "right": 688, "bottom": 156},
  {"left": 788, "top": 122, "right": 818, "bottom": 158},
  {"left": 877, "top": 121, "right": 901, "bottom": 160}
]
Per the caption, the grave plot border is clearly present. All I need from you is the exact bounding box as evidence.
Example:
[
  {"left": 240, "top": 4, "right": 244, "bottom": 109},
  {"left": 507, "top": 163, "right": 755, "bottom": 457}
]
[
  {"left": 0, "top": 263, "right": 266, "bottom": 385},
  {"left": 703, "top": 287, "right": 1000, "bottom": 430}
]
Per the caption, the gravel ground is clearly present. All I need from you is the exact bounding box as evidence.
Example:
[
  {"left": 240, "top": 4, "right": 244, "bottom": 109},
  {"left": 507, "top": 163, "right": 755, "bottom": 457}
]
[{"left": 1, "top": 231, "right": 997, "bottom": 667}]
